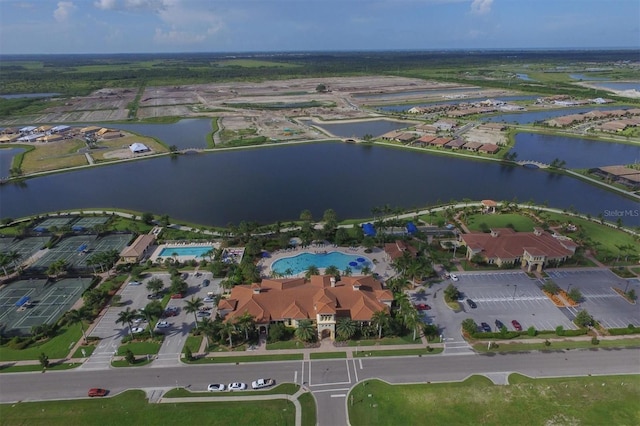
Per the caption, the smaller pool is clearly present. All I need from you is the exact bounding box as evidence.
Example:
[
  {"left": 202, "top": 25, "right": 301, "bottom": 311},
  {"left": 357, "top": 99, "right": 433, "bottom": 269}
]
[
  {"left": 158, "top": 246, "right": 213, "bottom": 257},
  {"left": 272, "top": 251, "right": 372, "bottom": 275}
]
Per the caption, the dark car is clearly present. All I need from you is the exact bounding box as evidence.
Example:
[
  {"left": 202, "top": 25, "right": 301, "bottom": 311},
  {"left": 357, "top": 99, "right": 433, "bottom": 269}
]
[
  {"left": 511, "top": 320, "right": 523, "bottom": 331},
  {"left": 495, "top": 320, "right": 505, "bottom": 330},
  {"left": 181, "top": 272, "right": 189, "bottom": 280},
  {"left": 88, "top": 388, "right": 108, "bottom": 397},
  {"left": 147, "top": 293, "right": 162, "bottom": 300},
  {"left": 480, "top": 322, "right": 492, "bottom": 333},
  {"left": 202, "top": 279, "right": 210, "bottom": 287},
  {"left": 466, "top": 299, "right": 477, "bottom": 309}
]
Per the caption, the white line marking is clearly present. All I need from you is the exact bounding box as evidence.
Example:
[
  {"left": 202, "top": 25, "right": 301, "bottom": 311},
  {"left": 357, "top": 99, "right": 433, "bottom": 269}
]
[
  {"left": 358, "top": 359, "right": 363, "bottom": 369},
  {"left": 346, "top": 359, "right": 352, "bottom": 384},
  {"left": 312, "top": 388, "right": 351, "bottom": 393},
  {"left": 330, "top": 394, "right": 346, "bottom": 398},
  {"left": 294, "top": 370, "right": 298, "bottom": 384},
  {"left": 352, "top": 358, "right": 359, "bottom": 383}
]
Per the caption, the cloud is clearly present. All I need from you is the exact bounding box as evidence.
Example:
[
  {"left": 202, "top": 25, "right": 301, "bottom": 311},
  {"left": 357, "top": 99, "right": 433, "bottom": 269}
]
[
  {"left": 54, "top": 1, "right": 76, "bottom": 22},
  {"left": 470, "top": 0, "right": 493, "bottom": 15},
  {"left": 94, "top": 0, "right": 168, "bottom": 12}
]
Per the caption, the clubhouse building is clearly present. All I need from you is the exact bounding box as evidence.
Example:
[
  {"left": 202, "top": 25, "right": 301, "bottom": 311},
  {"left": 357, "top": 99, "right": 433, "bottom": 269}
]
[
  {"left": 218, "top": 275, "right": 393, "bottom": 340},
  {"left": 460, "top": 227, "right": 577, "bottom": 272}
]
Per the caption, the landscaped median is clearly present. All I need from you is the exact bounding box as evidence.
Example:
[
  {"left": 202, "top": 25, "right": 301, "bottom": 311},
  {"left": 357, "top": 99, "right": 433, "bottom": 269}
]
[
  {"left": 183, "top": 353, "right": 304, "bottom": 364},
  {"left": 472, "top": 336, "right": 640, "bottom": 353},
  {"left": 353, "top": 347, "right": 443, "bottom": 358},
  {"left": 347, "top": 374, "right": 640, "bottom": 426},
  {"left": 163, "top": 383, "right": 300, "bottom": 398}
]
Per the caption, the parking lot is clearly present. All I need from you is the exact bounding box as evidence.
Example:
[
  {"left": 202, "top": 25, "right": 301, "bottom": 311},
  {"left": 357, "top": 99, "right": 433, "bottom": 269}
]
[
  {"left": 441, "top": 271, "right": 576, "bottom": 332},
  {"left": 545, "top": 269, "right": 639, "bottom": 329}
]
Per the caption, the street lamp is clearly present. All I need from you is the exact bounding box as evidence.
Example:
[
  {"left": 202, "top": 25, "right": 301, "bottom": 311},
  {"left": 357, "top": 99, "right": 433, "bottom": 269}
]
[{"left": 512, "top": 284, "right": 517, "bottom": 300}]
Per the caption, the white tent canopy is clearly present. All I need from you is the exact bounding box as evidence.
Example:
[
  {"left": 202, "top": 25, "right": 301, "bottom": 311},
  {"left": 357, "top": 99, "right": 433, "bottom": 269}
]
[{"left": 129, "top": 142, "right": 150, "bottom": 153}]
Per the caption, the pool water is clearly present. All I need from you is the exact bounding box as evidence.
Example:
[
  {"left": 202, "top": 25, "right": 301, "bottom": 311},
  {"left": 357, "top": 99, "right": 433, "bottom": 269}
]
[
  {"left": 158, "top": 246, "right": 213, "bottom": 257},
  {"left": 272, "top": 251, "right": 372, "bottom": 275}
]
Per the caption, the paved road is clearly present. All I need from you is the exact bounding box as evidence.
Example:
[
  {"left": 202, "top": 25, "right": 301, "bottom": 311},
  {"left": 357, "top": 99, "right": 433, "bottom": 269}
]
[{"left": 2, "top": 349, "right": 638, "bottom": 425}]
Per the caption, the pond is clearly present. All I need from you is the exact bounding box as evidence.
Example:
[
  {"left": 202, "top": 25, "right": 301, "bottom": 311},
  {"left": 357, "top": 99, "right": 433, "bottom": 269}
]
[
  {"left": 482, "top": 106, "right": 630, "bottom": 124},
  {"left": 375, "top": 96, "right": 538, "bottom": 112},
  {"left": 106, "top": 118, "right": 213, "bottom": 150},
  {"left": 0, "top": 93, "right": 61, "bottom": 99},
  {"left": 512, "top": 133, "right": 640, "bottom": 168},
  {"left": 1, "top": 142, "right": 638, "bottom": 227},
  {"left": 0, "top": 147, "right": 25, "bottom": 177},
  {"left": 301, "top": 119, "right": 411, "bottom": 138},
  {"left": 353, "top": 87, "right": 479, "bottom": 100},
  {"left": 589, "top": 82, "right": 640, "bottom": 92}
]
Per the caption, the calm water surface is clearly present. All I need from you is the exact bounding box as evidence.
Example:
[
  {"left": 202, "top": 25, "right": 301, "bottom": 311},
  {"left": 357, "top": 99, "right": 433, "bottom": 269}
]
[
  {"left": 376, "top": 96, "right": 538, "bottom": 112},
  {"left": 108, "top": 119, "right": 212, "bottom": 149},
  {"left": 0, "top": 148, "right": 25, "bottom": 177},
  {"left": 482, "top": 106, "right": 629, "bottom": 124},
  {"left": 1, "top": 143, "right": 638, "bottom": 226},
  {"left": 0, "top": 93, "right": 60, "bottom": 99},
  {"left": 513, "top": 134, "right": 640, "bottom": 168}
]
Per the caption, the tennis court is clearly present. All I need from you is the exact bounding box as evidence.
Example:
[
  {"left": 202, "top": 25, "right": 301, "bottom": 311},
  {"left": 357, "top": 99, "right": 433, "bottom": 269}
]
[
  {"left": 0, "top": 236, "right": 51, "bottom": 262},
  {"left": 72, "top": 216, "right": 109, "bottom": 230},
  {"left": 0, "top": 277, "right": 92, "bottom": 336},
  {"left": 28, "top": 233, "right": 132, "bottom": 272},
  {"left": 35, "top": 217, "right": 74, "bottom": 230}
]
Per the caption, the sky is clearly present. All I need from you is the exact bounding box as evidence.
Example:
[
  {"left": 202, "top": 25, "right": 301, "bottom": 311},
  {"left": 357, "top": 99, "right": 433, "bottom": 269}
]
[{"left": 0, "top": 0, "right": 638, "bottom": 54}]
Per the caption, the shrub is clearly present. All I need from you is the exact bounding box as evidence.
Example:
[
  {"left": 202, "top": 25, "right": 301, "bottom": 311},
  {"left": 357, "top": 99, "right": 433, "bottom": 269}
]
[
  {"left": 461, "top": 318, "right": 477, "bottom": 335},
  {"left": 542, "top": 281, "right": 560, "bottom": 294},
  {"left": 591, "top": 336, "right": 600, "bottom": 345},
  {"left": 184, "top": 346, "right": 193, "bottom": 361},
  {"left": 543, "top": 339, "right": 551, "bottom": 347},
  {"left": 527, "top": 326, "right": 537, "bottom": 337},
  {"left": 608, "top": 327, "right": 640, "bottom": 336},
  {"left": 560, "top": 329, "right": 588, "bottom": 337},
  {"left": 125, "top": 349, "right": 136, "bottom": 364},
  {"left": 555, "top": 325, "right": 565, "bottom": 336}
]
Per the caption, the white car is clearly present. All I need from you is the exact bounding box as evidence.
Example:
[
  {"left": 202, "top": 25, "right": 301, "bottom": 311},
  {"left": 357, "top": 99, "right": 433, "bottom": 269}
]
[
  {"left": 228, "top": 382, "right": 247, "bottom": 391},
  {"left": 203, "top": 296, "right": 215, "bottom": 303},
  {"left": 450, "top": 273, "right": 459, "bottom": 282},
  {"left": 207, "top": 383, "right": 226, "bottom": 392},
  {"left": 156, "top": 321, "right": 170, "bottom": 328},
  {"left": 128, "top": 281, "right": 141, "bottom": 286},
  {"left": 131, "top": 326, "right": 146, "bottom": 333},
  {"left": 251, "top": 378, "right": 275, "bottom": 389}
]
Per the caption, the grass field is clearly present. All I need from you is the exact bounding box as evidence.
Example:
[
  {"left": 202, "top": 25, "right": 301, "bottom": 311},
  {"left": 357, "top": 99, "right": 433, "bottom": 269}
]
[
  {"left": 310, "top": 352, "right": 347, "bottom": 360},
  {"left": 299, "top": 392, "right": 317, "bottom": 426},
  {"left": 0, "top": 323, "right": 81, "bottom": 362},
  {"left": 90, "top": 134, "right": 167, "bottom": 161},
  {"left": 117, "top": 341, "right": 162, "bottom": 356},
  {"left": 466, "top": 213, "right": 537, "bottom": 232},
  {"left": 0, "top": 390, "right": 296, "bottom": 426},
  {"left": 20, "top": 140, "right": 87, "bottom": 173},
  {"left": 266, "top": 340, "right": 305, "bottom": 350},
  {"left": 348, "top": 335, "right": 417, "bottom": 347},
  {"left": 348, "top": 374, "right": 640, "bottom": 426}
]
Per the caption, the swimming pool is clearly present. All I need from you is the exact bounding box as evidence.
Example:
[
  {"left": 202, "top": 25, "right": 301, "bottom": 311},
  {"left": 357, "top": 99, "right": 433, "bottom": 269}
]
[
  {"left": 158, "top": 246, "right": 213, "bottom": 257},
  {"left": 271, "top": 251, "right": 372, "bottom": 275}
]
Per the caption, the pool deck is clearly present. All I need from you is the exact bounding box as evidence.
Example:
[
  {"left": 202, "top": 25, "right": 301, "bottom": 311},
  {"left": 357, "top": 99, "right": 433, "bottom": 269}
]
[
  {"left": 258, "top": 244, "right": 396, "bottom": 281},
  {"left": 149, "top": 241, "right": 220, "bottom": 263}
]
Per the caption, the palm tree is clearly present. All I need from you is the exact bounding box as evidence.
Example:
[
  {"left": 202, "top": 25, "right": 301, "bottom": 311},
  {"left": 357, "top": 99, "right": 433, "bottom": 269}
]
[
  {"left": 146, "top": 277, "right": 164, "bottom": 295},
  {"left": 137, "top": 305, "right": 161, "bottom": 337},
  {"left": 65, "top": 309, "right": 88, "bottom": 344},
  {"left": 199, "top": 317, "right": 217, "bottom": 350},
  {"left": 343, "top": 266, "right": 352, "bottom": 276},
  {"left": 295, "top": 319, "right": 316, "bottom": 342},
  {"left": 404, "top": 310, "right": 422, "bottom": 341},
  {"left": 0, "top": 254, "right": 10, "bottom": 276},
  {"left": 324, "top": 265, "right": 340, "bottom": 278},
  {"left": 361, "top": 265, "right": 372, "bottom": 276},
  {"left": 116, "top": 307, "right": 138, "bottom": 335},
  {"left": 184, "top": 297, "right": 204, "bottom": 328},
  {"left": 6, "top": 250, "right": 21, "bottom": 270},
  {"left": 305, "top": 265, "right": 320, "bottom": 280},
  {"left": 219, "top": 321, "right": 236, "bottom": 348},
  {"left": 371, "top": 310, "right": 390, "bottom": 339},
  {"left": 336, "top": 317, "right": 357, "bottom": 340},
  {"left": 235, "top": 311, "right": 255, "bottom": 342}
]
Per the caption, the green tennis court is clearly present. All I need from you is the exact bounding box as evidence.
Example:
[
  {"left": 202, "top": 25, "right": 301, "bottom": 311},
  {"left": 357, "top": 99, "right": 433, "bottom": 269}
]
[
  {"left": 35, "top": 217, "right": 74, "bottom": 229},
  {"left": 0, "top": 278, "right": 92, "bottom": 336},
  {"left": 0, "top": 236, "right": 51, "bottom": 264},
  {"left": 72, "top": 216, "right": 109, "bottom": 229}
]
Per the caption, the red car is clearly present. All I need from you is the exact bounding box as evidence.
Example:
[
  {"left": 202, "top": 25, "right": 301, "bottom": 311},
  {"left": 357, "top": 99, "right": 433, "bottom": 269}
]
[
  {"left": 511, "top": 320, "right": 523, "bottom": 331},
  {"left": 88, "top": 388, "right": 108, "bottom": 397},
  {"left": 414, "top": 303, "right": 431, "bottom": 311},
  {"left": 170, "top": 293, "right": 184, "bottom": 299}
]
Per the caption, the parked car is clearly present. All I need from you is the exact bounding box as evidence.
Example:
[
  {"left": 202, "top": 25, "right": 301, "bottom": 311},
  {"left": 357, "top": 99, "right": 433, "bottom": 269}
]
[
  {"left": 88, "top": 388, "right": 108, "bottom": 397},
  {"left": 170, "top": 293, "right": 184, "bottom": 299},
  {"left": 251, "top": 378, "right": 275, "bottom": 390},
  {"left": 450, "top": 273, "right": 459, "bottom": 281},
  {"left": 202, "top": 279, "right": 210, "bottom": 287},
  {"left": 414, "top": 303, "right": 431, "bottom": 311},
  {"left": 147, "top": 293, "right": 163, "bottom": 300},
  {"left": 196, "top": 311, "right": 211, "bottom": 317},
  {"left": 181, "top": 272, "right": 189, "bottom": 280},
  {"left": 466, "top": 299, "right": 477, "bottom": 309},
  {"left": 156, "top": 320, "right": 170, "bottom": 328},
  {"left": 203, "top": 296, "right": 215, "bottom": 303},
  {"left": 133, "top": 317, "right": 146, "bottom": 325},
  {"left": 511, "top": 320, "right": 523, "bottom": 331},
  {"left": 128, "top": 281, "right": 141, "bottom": 286},
  {"left": 495, "top": 320, "right": 505, "bottom": 330},
  {"left": 228, "top": 382, "right": 247, "bottom": 391},
  {"left": 131, "top": 327, "right": 146, "bottom": 333},
  {"left": 480, "top": 322, "right": 492, "bottom": 333},
  {"left": 207, "top": 383, "right": 226, "bottom": 392}
]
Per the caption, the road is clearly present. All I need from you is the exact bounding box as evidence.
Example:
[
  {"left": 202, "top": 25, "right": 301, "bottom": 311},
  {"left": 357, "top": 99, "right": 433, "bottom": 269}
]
[{"left": 1, "top": 349, "right": 638, "bottom": 425}]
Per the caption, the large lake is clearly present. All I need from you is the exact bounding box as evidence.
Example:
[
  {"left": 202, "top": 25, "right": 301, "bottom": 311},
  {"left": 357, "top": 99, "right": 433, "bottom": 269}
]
[
  {"left": 104, "top": 118, "right": 212, "bottom": 150},
  {"left": 1, "top": 142, "right": 638, "bottom": 226}
]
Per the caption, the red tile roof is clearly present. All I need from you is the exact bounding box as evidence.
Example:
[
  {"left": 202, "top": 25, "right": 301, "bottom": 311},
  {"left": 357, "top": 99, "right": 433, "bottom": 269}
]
[{"left": 462, "top": 228, "right": 575, "bottom": 261}]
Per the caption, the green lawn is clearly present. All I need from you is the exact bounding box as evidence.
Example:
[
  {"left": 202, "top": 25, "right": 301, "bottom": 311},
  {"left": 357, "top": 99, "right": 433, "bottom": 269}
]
[
  {"left": 117, "top": 341, "right": 162, "bottom": 356},
  {"left": 71, "top": 345, "right": 96, "bottom": 358},
  {"left": 0, "top": 362, "right": 80, "bottom": 373},
  {"left": 348, "top": 375, "right": 640, "bottom": 426},
  {"left": 0, "top": 323, "right": 82, "bottom": 362},
  {"left": 347, "top": 335, "right": 417, "bottom": 347},
  {"left": 466, "top": 213, "right": 537, "bottom": 232},
  {"left": 299, "top": 392, "right": 317, "bottom": 426},
  {"left": 473, "top": 337, "right": 640, "bottom": 353},
  {"left": 266, "top": 340, "right": 306, "bottom": 350},
  {"left": 310, "top": 352, "right": 347, "bottom": 360},
  {"left": 0, "top": 390, "right": 295, "bottom": 426},
  {"left": 183, "top": 335, "right": 203, "bottom": 354},
  {"left": 353, "top": 347, "right": 443, "bottom": 358},
  {"left": 187, "top": 353, "right": 304, "bottom": 364}
]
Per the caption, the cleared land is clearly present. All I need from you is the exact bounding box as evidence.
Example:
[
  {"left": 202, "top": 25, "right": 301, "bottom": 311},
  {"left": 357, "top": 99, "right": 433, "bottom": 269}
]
[{"left": 348, "top": 374, "right": 640, "bottom": 426}]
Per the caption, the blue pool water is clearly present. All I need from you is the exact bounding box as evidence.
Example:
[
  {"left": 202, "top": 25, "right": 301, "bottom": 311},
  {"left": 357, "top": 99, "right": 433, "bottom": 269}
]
[
  {"left": 272, "top": 251, "right": 372, "bottom": 275},
  {"left": 158, "top": 246, "right": 213, "bottom": 257}
]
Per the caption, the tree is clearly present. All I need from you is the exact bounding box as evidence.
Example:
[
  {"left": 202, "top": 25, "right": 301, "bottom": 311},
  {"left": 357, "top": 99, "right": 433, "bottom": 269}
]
[
  {"left": 116, "top": 307, "right": 138, "bottom": 336},
  {"left": 235, "top": 311, "right": 255, "bottom": 342},
  {"left": 219, "top": 321, "right": 236, "bottom": 348},
  {"left": 184, "top": 297, "right": 204, "bottom": 328},
  {"left": 170, "top": 276, "right": 188, "bottom": 296},
  {"left": 315, "top": 83, "right": 327, "bottom": 93},
  {"left": 324, "top": 265, "right": 340, "bottom": 278},
  {"left": 141, "top": 212, "right": 154, "bottom": 225},
  {"left": 125, "top": 349, "right": 136, "bottom": 364},
  {"left": 295, "top": 319, "right": 316, "bottom": 342},
  {"left": 65, "top": 309, "right": 88, "bottom": 344},
  {"left": 574, "top": 310, "right": 594, "bottom": 328},
  {"left": 304, "top": 265, "right": 320, "bottom": 280},
  {"left": 444, "top": 284, "right": 460, "bottom": 302},
  {"left": 146, "top": 277, "right": 164, "bottom": 295},
  {"left": 336, "top": 318, "right": 357, "bottom": 341},
  {"left": 404, "top": 310, "right": 422, "bottom": 341},
  {"left": 567, "top": 287, "right": 582, "bottom": 303},
  {"left": 138, "top": 303, "right": 162, "bottom": 337},
  {"left": 47, "top": 259, "right": 68, "bottom": 278},
  {"left": 371, "top": 310, "right": 390, "bottom": 339},
  {"left": 461, "top": 318, "right": 477, "bottom": 335},
  {"left": 39, "top": 352, "right": 50, "bottom": 369},
  {"left": 300, "top": 209, "right": 313, "bottom": 223},
  {"left": 542, "top": 281, "right": 560, "bottom": 294}
]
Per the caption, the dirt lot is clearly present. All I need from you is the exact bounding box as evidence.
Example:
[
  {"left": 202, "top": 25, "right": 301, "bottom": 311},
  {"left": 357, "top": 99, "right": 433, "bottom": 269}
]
[{"left": 463, "top": 128, "right": 508, "bottom": 145}]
